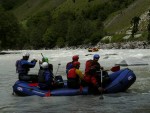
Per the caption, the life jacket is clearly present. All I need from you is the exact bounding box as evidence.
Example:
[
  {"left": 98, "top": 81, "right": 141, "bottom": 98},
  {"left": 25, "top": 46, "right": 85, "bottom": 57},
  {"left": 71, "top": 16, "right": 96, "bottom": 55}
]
[
  {"left": 38, "top": 69, "right": 45, "bottom": 83},
  {"left": 85, "top": 60, "right": 100, "bottom": 75},
  {"left": 48, "top": 64, "right": 53, "bottom": 72},
  {"left": 67, "top": 68, "right": 79, "bottom": 80},
  {"left": 66, "top": 62, "right": 73, "bottom": 74},
  {"left": 38, "top": 69, "right": 54, "bottom": 83},
  {"left": 15, "top": 59, "right": 29, "bottom": 74}
]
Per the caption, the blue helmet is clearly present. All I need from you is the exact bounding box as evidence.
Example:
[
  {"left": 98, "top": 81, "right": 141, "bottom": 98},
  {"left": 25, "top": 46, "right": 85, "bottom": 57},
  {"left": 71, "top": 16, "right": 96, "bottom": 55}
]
[{"left": 93, "top": 54, "right": 100, "bottom": 59}]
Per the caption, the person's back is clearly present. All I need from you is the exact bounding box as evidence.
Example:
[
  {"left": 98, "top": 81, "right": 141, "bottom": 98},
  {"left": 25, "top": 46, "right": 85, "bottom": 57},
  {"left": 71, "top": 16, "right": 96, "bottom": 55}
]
[
  {"left": 38, "top": 62, "right": 54, "bottom": 90},
  {"left": 16, "top": 52, "right": 37, "bottom": 82},
  {"left": 67, "top": 61, "right": 84, "bottom": 88},
  {"left": 66, "top": 55, "right": 79, "bottom": 74}
]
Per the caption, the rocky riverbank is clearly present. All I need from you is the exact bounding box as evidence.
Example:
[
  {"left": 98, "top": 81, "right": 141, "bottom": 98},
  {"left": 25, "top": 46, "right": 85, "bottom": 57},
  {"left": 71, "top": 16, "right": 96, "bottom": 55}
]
[
  {"left": 96, "top": 41, "right": 150, "bottom": 49},
  {"left": 62, "top": 41, "right": 150, "bottom": 50}
]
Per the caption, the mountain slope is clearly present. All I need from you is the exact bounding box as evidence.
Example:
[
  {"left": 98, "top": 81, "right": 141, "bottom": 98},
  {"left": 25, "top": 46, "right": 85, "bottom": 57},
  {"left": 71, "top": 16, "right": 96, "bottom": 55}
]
[
  {"left": 105, "top": 0, "right": 150, "bottom": 34},
  {"left": 12, "top": 0, "right": 150, "bottom": 34},
  {"left": 12, "top": 0, "right": 66, "bottom": 20}
]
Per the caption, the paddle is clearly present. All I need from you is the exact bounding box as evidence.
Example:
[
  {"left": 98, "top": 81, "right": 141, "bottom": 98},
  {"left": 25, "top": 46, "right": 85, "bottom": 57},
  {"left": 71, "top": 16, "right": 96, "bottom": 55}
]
[
  {"left": 41, "top": 53, "right": 44, "bottom": 58},
  {"left": 99, "top": 69, "right": 104, "bottom": 99},
  {"left": 98, "top": 65, "right": 120, "bottom": 99},
  {"left": 85, "top": 54, "right": 93, "bottom": 56},
  {"left": 104, "top": 65, "right": 120, "bottom": 72},
  {"left": 55, "top": 63, "right": 61, "bottom": 76}
]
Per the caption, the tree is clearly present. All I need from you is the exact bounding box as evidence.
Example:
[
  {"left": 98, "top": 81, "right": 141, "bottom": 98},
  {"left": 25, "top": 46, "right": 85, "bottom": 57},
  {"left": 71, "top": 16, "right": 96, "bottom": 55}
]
[
  {"left": 26, "top": 11, "right": 52, "bottom": 49},
  {"left": 147, "top": 10, "right": 150, "bottom": 43},
  {"left": 42, "top": 28, "right": 57, "bottom": 48},
  {"left": 66, "top": 16, "right": 94, "bottom": 46},
  {"left": 56, "top": 37, "right": 65, "bottom": 48},
  {"left": 0, "top": 9, "right": 21, "bottom": 49},
  {"left": 131, "top": 16, "right": 140, "bottom": 37},
  {"left": 85, "top": 19, "right": 105, "bottom": 45}
]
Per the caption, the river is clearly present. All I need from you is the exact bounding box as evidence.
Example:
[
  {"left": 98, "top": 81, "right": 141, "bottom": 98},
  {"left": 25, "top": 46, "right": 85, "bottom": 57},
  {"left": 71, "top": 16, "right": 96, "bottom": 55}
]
[{"left": 0, "top": 49, "right": 150, "bottom": 113}]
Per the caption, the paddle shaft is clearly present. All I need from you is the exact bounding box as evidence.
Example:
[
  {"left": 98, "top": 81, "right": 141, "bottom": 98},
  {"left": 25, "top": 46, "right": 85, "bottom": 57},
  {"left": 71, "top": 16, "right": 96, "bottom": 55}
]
[
  {"left": 55, "top": 63, "right": 61, "bottom": 77},
  {"left": 99, "top": 69, "right": 104, "bottom": 99},
  {"left": 41, "top": 53, "right": 44, "bottom": 58}
]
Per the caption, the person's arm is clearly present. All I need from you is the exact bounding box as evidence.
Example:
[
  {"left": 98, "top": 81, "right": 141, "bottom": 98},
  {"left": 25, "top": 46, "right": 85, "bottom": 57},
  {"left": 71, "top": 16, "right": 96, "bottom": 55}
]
[{"left": 21, "top": 60, "right": 36, "bottom": 68}]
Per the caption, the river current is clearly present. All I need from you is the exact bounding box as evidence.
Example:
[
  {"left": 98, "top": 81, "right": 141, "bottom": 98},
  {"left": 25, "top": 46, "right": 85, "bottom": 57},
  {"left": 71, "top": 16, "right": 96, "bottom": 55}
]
[{"left": 0, "top": 49, "right": 150, "bottom": 113}]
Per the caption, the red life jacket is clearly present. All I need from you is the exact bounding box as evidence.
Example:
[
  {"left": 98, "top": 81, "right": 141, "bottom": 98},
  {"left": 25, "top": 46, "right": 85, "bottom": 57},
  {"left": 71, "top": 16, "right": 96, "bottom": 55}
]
[
  {"left": 85, "top": 60, "right": 100, "bottom": 74},
  {"left": 67, "top": 68, "right": 77, "bottom": 79}
]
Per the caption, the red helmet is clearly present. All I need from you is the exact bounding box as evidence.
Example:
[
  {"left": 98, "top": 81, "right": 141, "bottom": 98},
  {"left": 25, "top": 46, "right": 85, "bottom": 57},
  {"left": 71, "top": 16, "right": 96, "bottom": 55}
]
[
  {"left": 73, "top": 61, "right": 80, "bottom": 67},
  {"left": 72, "top": 55, "right": 79, "bottom": 61}
]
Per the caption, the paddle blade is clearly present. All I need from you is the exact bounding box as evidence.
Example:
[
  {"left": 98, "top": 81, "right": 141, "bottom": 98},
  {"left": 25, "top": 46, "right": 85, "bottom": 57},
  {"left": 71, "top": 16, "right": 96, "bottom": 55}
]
[
  {"left": 45, "top": 90, "right": 51, "bottom": 97},
  {"left": 111, "top": 66, "right": 120, "bottom": 72}
]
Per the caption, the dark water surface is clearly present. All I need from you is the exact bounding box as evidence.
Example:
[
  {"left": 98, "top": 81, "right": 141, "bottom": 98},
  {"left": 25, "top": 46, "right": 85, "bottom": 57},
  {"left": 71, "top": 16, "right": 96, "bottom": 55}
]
[{"left": 0, "top": 49, "right": 150, "bottom": 113}]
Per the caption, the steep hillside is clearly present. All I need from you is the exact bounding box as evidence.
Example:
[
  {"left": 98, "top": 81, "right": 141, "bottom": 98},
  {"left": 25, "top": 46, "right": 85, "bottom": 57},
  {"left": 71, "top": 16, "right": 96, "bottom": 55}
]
[
  {"left": 51, "top": 0, "right": 109, "bottom": 18},
  {"left": 12, "top": 0, "right": 150, "bottom": 34},
  {"left": 105, "top": 0, "right": 150, "bottom": 34},
  {"left": 12, "top": 0, "right": 109, "bottom": 20},
  {"left": 2, "top": 0, "right": 150, "bottom": 49},
  {"left": 12, "top": 0, "right": 66, "bottom": 20}
]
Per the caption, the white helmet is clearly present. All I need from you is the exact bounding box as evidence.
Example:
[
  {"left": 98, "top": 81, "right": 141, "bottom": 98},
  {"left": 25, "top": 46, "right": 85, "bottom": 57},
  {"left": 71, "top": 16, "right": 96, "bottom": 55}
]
[
  {"left": 22, "top": 52, "right": 30, "bottom": 57},
  {"left": 41, "top": 62, "right": 48, "bottom": 69}
]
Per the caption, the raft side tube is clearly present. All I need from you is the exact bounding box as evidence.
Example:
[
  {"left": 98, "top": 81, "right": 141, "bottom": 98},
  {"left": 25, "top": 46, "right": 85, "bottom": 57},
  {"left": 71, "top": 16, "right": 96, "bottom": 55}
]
[{"left": 105, "top": 68, "right": 136, "bottom": 93}]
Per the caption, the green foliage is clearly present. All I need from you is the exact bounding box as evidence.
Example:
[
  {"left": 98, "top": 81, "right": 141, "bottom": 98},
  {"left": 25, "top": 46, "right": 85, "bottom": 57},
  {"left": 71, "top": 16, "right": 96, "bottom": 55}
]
[
  {"left": 54, "top": 11, "right": 75, "bottom": 39},
  {"left": 42, "top": 28, "right": 57, "bottom": 48},
  {"left": 26, "top": 11, "right": 52, "bottom": 49},
  {"left": 0, "top": 0, "right": 26, "bottom": 10},
  {"left": 66, "top": 16, "right": 95, "bottom": 46},
  {"left": 111, "top": 34, "right": 126, "bottom": 42},
  {"left": 90, "top": 32, "right": 103, "bottom": 45},
  {"left": 0, "top": 0, "right": 149, "bottom": 50},
  {"left": 0, "top": 9, "right": 21, "bottom": 49},
  {"left": 56, "top": 37, "right": 65, "bottom": 48}
]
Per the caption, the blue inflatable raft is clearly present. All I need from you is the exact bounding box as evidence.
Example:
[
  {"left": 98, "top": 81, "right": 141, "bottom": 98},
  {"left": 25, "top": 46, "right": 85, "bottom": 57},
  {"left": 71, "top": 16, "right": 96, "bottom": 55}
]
[{"left": 13, "top": 68, "right": 136, "bottom": 97}]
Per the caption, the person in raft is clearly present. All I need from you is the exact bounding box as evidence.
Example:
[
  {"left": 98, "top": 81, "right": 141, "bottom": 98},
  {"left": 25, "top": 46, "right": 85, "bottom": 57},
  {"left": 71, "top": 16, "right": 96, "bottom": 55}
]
[
  {"left": 67, "top": 61, "right": 84, "bottom": 89},
  {"left": 15, "top": 52, "right": 38, "bottom": 82},
  {"left": 38, "top": 62, "right": 55, "bottom": 90},
  {"left": 84, "top": 54, "right": 110, "bottom": 94},
  {"left": 66, "top": 55, "right": 79, "bottom": 74}
]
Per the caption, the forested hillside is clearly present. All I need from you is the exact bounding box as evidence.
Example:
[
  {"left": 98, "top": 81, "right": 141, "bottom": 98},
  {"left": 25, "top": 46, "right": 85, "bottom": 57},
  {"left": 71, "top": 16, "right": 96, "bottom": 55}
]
[{"left": 0, "top": 0, "right": 150, "bottom": 50}]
